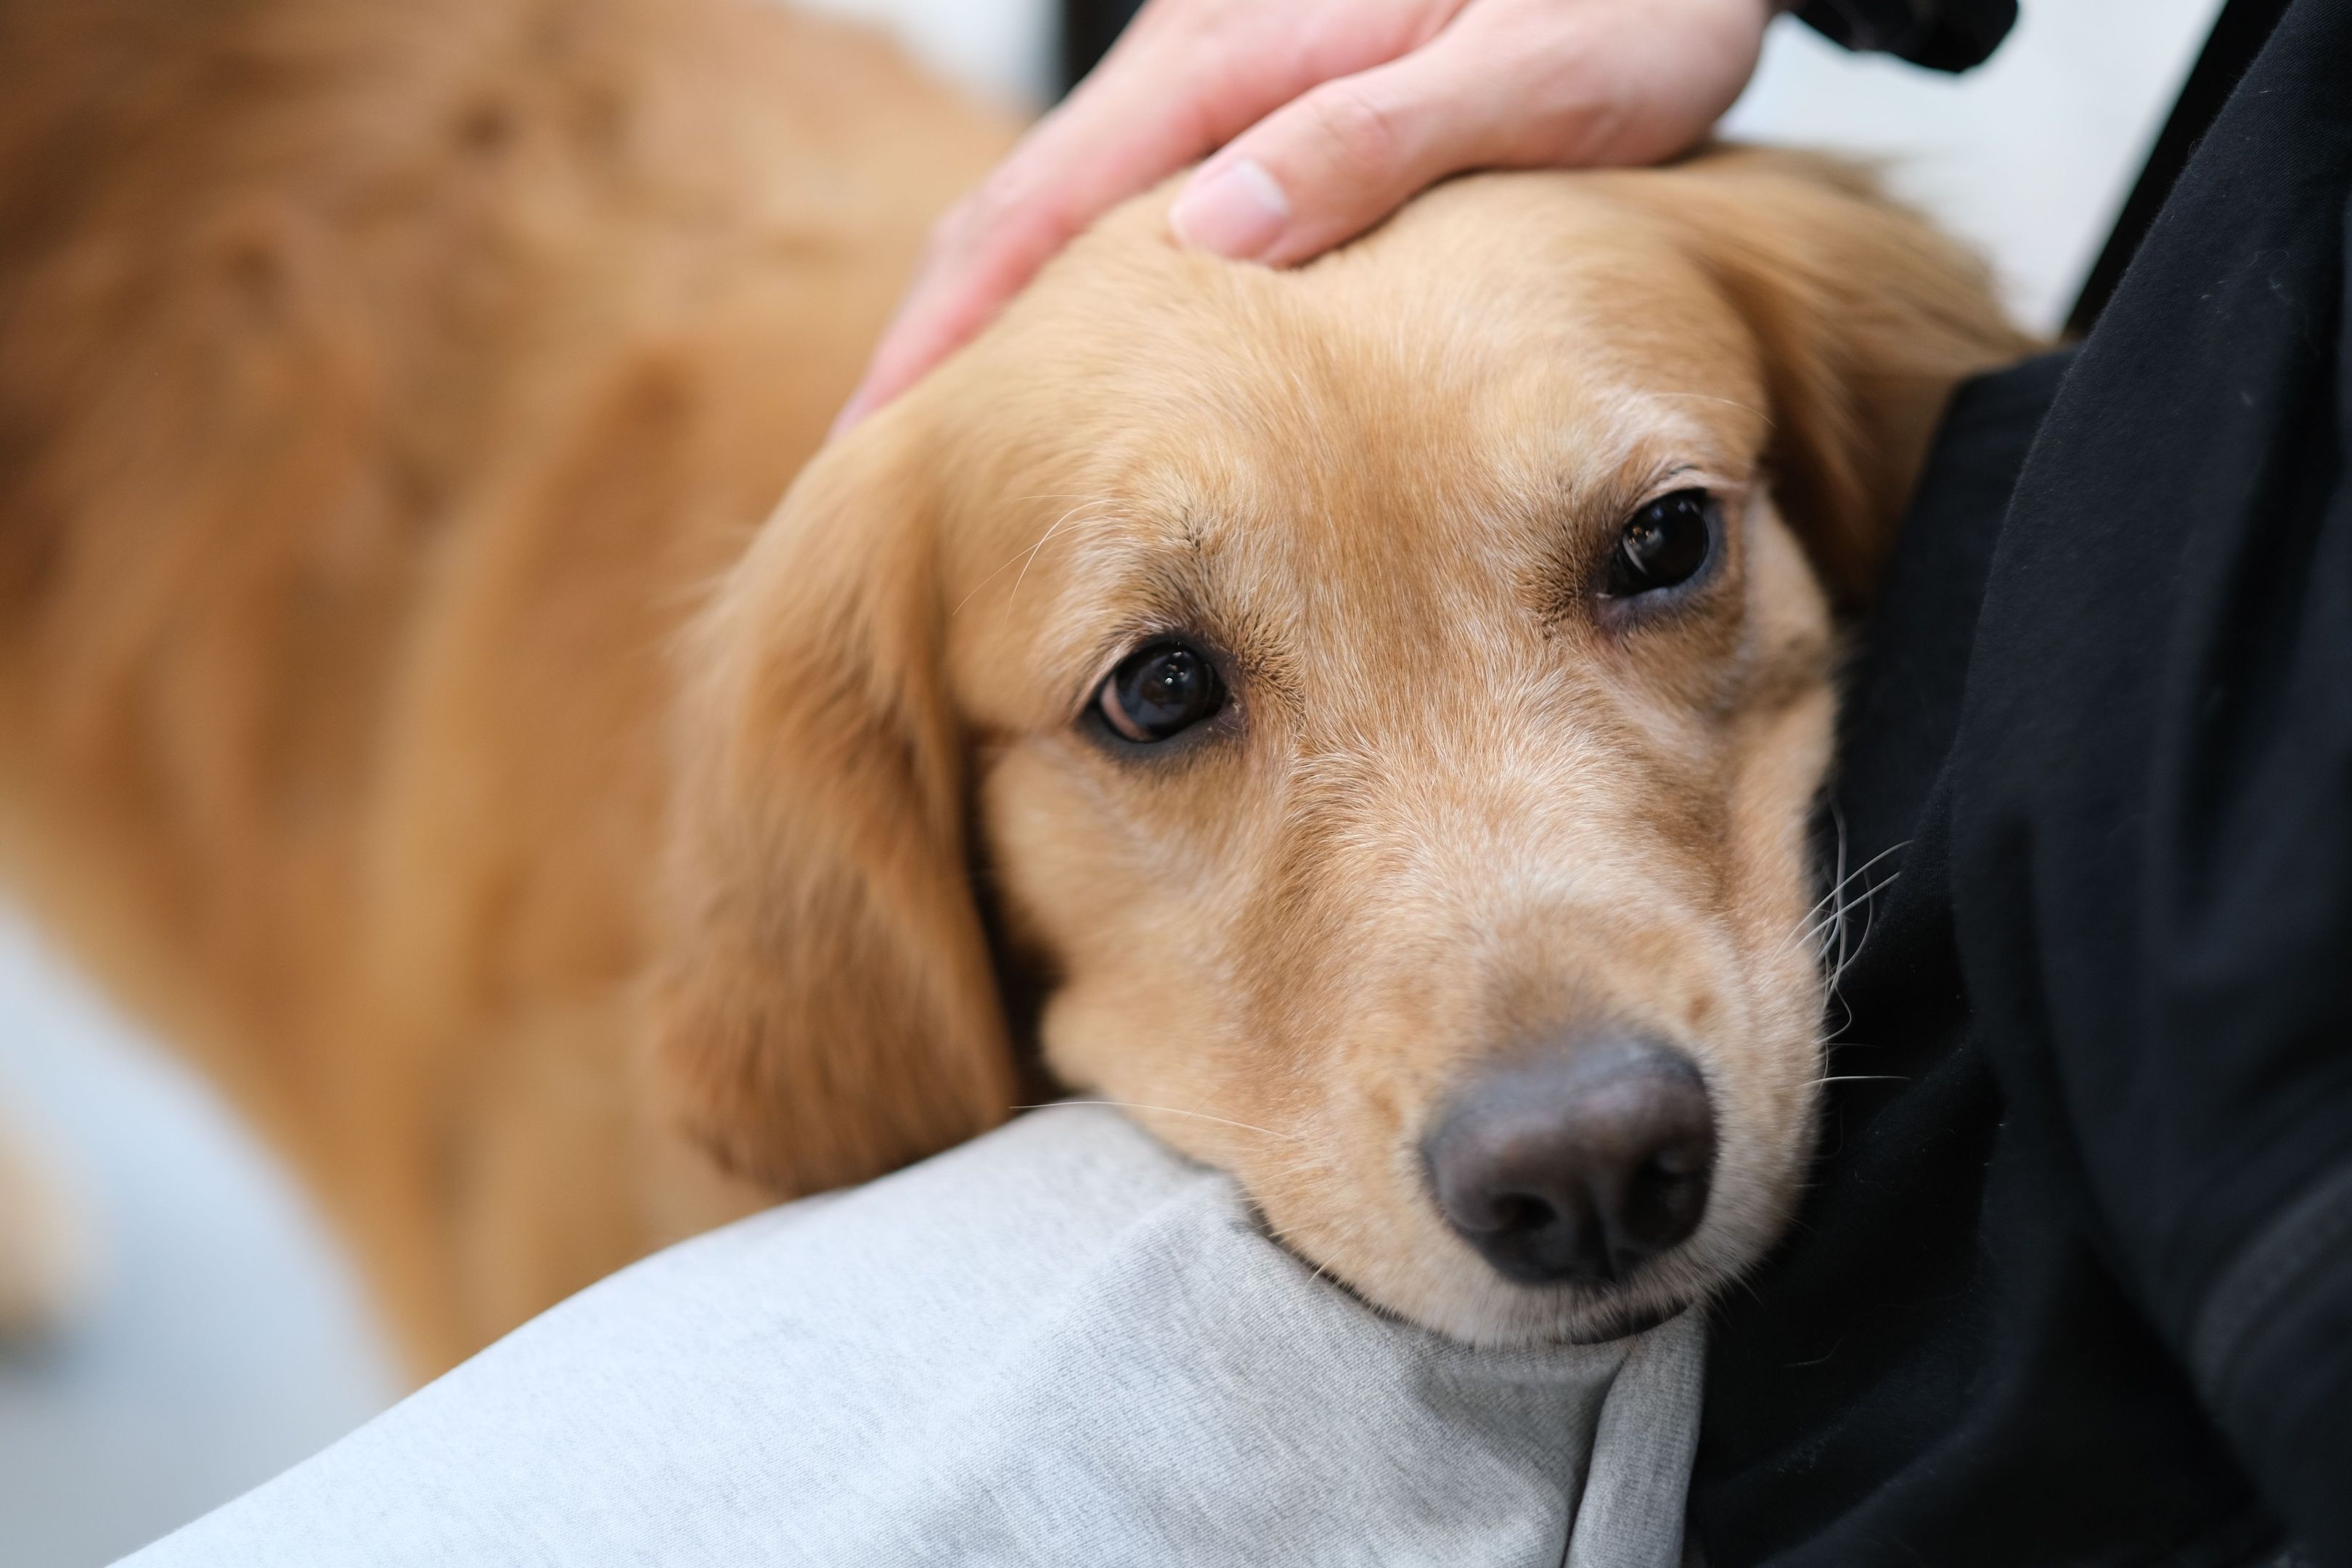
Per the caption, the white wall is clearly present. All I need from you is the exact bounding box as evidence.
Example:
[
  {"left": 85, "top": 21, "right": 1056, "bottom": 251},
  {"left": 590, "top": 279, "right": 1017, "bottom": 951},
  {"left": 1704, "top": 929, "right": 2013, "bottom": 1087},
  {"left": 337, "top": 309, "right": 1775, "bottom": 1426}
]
[
  {"left": 1726, "top": 0, "right": 2224, "bottom": 330},
  {"left": 0, "top": 912, "right": 397, "bottom": 1567},
  {"left": 798, "top": 0, "right": 1058, "bottom": 110}
]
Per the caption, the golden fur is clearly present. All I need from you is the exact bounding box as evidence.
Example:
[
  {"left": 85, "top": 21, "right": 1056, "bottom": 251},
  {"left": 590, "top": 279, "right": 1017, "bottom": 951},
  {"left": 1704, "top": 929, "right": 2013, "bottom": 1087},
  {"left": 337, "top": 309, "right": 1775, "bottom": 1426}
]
[{"left": 0, "top": 0, "right": 2024, "bottom": 1371}]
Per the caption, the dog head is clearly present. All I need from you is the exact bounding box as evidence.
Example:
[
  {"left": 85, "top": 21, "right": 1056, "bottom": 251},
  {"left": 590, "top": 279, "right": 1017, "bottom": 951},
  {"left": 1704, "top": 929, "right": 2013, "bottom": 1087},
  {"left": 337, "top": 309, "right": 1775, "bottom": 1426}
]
[{"left": 656, "top": 148, "right": 2022, "bottom": 1344}]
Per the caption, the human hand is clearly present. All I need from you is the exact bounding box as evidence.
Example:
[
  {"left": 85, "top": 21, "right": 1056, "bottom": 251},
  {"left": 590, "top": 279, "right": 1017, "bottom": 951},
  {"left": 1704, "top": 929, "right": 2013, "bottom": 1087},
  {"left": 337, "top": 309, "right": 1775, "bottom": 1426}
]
[{"left": 833, "top": 0, "right": 1784, "bottom": 433}]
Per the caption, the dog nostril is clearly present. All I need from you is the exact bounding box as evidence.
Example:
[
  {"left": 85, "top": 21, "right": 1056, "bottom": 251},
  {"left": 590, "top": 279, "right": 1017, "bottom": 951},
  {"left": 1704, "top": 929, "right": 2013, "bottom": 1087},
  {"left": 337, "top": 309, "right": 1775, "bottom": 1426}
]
[
  {"left": 1489, "top": 1193, "right": 1556, "bottom": 1236},
  {"left": 1622, "top": 1150, "right": 1712, "bottom": 1251},
  {"left": 1420, "top": 1037, "right": 1715, "bottom": 1288}
]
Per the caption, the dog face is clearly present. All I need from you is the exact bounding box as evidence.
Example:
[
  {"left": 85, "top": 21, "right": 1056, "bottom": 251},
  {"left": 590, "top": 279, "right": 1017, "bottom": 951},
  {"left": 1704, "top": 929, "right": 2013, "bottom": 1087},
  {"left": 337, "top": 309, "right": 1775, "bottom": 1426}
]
[{"left": 658, "top": 150, "right": 2020, "bottom": 1344}]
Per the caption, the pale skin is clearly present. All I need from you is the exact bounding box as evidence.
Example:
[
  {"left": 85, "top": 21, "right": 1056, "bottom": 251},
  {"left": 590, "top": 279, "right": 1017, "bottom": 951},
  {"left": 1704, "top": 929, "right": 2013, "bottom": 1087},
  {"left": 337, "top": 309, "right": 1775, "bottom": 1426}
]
[{"left": 834, "top": 0, "right": 1788, "bottom": 433}]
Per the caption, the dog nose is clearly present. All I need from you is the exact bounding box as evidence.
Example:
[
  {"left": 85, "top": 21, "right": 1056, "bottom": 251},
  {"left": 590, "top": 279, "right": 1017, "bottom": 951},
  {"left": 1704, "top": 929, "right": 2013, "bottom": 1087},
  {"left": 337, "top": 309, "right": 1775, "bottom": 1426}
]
[{"left": 1421, "top": 1038, "right": 1715, "bottom": 1286}]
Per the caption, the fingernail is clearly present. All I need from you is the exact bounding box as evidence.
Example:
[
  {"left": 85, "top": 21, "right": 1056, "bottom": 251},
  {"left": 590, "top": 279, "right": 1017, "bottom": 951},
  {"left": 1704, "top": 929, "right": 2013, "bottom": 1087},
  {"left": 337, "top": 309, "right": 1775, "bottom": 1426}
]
[{"left": 1169, "top": 158, "right": 1290, "bottom": 260}]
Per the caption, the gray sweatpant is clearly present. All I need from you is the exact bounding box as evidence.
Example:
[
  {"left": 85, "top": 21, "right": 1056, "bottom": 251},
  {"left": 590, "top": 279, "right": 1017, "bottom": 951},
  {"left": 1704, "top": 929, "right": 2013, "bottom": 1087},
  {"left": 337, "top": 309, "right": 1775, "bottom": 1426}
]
[{"left": 123, "top": 1103, "right": 1702, "bottom": 1566}]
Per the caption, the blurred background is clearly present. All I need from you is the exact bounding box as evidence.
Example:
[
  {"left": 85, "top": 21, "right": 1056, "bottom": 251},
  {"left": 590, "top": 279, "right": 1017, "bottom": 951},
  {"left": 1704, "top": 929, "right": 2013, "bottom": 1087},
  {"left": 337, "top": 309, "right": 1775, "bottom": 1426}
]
[{"left": 0, "top": 0, "right": 2221, "bottom": 1561}]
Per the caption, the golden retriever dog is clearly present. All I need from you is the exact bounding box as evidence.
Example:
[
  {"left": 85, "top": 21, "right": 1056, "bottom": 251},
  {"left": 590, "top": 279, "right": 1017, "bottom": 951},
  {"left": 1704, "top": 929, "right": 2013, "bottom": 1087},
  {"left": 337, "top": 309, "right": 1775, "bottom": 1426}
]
[{"left": 0, "top": 0, "right": 2022, "bottom": 1374}]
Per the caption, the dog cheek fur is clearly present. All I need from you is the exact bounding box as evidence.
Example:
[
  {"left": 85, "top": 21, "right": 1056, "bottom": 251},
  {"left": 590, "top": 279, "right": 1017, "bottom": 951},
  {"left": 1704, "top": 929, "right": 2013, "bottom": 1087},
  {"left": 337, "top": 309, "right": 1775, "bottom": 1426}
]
[
  {"left": 992, "top": 663, "right": 1835, "bottom": 1344},
  {"left": 983, "top": 741, "right": 1283, "bottom": 1148}
]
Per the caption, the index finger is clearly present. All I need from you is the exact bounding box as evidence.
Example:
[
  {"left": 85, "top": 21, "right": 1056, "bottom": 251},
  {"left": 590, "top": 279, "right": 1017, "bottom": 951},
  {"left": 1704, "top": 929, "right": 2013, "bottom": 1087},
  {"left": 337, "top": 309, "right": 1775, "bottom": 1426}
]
[
  {"left": 830, "top": 68, "right": 1212, "bottom": 430},
  {"left": 833, "top": 3, "right": 1458, "bottom": 433}
]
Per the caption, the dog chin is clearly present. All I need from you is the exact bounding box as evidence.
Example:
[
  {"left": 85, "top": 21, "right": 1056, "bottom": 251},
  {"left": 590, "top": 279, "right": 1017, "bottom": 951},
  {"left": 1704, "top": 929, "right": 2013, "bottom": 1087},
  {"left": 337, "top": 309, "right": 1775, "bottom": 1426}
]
[
  {"left": 1311, "top": 1241, "right": 1715, "bottom": 1349},
  {"left": 1411, "top": 1278, "right": 1703, "bottom": 1349}
]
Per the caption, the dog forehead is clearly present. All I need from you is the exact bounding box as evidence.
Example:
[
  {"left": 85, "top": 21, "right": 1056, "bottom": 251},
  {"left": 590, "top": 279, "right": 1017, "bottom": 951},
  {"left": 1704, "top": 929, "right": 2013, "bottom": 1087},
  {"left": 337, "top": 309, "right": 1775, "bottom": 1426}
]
[
  {"left": 933, "top": 171, "right": 1773, "bottom": 707},
  {"left": 1044, "top": 168, "right": 1755, "bottom": 378},
  {"left": 969, "top": 170, "right": 1769, "bottom": 515}
]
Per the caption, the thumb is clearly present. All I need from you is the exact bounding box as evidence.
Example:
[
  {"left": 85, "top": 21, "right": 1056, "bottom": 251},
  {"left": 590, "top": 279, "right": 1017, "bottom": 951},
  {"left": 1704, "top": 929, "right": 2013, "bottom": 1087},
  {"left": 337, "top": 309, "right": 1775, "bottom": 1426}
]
[{"left": 1167, "top": 46, "right": 1511, "bottom": 267}]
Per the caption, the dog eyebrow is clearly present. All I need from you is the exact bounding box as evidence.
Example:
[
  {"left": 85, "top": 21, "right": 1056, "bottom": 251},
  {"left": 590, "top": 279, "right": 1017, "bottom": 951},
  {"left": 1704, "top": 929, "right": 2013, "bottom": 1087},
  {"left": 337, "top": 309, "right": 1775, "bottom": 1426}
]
[
  {"left": 1646, "top": 461, "right": 1699, "bottom": 493},
  {"left": 1646, "top": 388, "right": 1774, "bottom": 429},
  {"left": 1057, "top": 518, "right": 1246, "bottom": 711},
  {"left": 1087, "top": 552, "right": 1219, "bottom": 653},
  {"left": 1516, "top": 454, "right": 1741, "bottom": 632},
  {"left": 1576, "top": 447, "right": 1747, "bottom": 528},
  {"left": 952, "top": 496, "right": 1127, "bottom": 619},
  {"left": 1173, "top": 507, "right": 1209, "bottom": 556}
]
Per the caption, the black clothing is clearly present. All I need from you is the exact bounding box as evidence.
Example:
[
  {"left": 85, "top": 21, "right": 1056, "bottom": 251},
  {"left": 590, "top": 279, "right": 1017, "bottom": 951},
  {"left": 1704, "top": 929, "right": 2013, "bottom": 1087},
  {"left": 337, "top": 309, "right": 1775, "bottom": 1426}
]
[
  {"left": 1793, "top": 0, "right": 2017, "bottom": 71},
  {"left": 1059, "top": 0, "right": 1142, "bottom": 99},
  {"left": 1694, "top": 1, "right": 2352, "bottom": 1563},
  {"left": 1055, "top": 0, "right": 2011, "bottom": 102},
  {"left": 2065, "top": 0, "right": 2296, "bottom": 333}
]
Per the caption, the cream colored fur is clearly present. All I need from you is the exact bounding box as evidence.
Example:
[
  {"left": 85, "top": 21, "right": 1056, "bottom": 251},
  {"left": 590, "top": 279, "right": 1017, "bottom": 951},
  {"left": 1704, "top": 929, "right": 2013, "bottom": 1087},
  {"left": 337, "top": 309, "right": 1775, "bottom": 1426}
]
[{"left": 0, "top": 0, "right": 2022, "bottom": 1372}]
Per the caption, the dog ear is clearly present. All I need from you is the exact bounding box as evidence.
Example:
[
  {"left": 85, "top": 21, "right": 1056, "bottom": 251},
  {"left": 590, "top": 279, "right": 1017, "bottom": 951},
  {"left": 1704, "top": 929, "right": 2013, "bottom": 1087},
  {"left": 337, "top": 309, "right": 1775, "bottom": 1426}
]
[
  {"left": 652, "top": 407, "right": 1014, "bottom": 1196},
  {"left": 1656, "top": 147, "right": 2033, "bottom": 607}
]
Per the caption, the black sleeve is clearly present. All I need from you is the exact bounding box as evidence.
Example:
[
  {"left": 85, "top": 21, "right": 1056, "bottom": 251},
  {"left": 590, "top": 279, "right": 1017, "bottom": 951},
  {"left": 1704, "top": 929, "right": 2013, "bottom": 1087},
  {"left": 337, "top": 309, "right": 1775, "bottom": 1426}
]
[
  {"left": 1696, "top": 4, "right": 2352, "bottom": 1564},
  {"left": 1944, "top": 0, "right": 2352, "bottom": 1559},
  {"left": 1793, "top": 0, "right": 2017, "bottom": 70}
]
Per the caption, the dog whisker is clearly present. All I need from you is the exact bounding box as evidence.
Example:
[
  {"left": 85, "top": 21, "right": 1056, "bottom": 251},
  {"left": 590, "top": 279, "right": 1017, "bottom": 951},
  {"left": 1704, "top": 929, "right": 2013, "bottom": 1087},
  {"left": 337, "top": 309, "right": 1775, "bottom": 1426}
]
[
  {"left": 1789, "top": 804, "right": 1849, "bottom": 959},
  {"left": 1728, "top": 1270, "right": 1771, "bottom": 1311},
  {"left": 1648, "top": 389, "right": 1776, "bottom": 428},
  {"left": 1798, "top": 841, "right": 1908, "bottom": 928},
  {"left": 1825, "top": 888, "right": 1883, "bottom": 997},
  {"left": 1789, "top": 872, "right": 1899, "bottom": 959},
  {"left": 1788, "top": 837, "right": 1908, "bottom": 934},
  {"left": 1009, "top": 499, "right": 1117, "bottom": 606},
  {"left": 950, "top": 498, "right": 1118, "bottom": 618},
  {"left": 1784, "top": 870, "right": 1900, "bottom": 965},
  {"left": 1780, "top": 836, "right": 1911, "bottom": 1032}
]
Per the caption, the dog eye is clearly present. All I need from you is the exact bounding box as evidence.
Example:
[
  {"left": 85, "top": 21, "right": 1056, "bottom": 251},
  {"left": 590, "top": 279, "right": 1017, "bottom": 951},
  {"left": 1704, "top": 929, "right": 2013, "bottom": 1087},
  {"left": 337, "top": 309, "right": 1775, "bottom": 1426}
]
[
  {"left": 1095, "top": 640, "right": 1225, "bottom": 743},
  {"left": 1603, "top": 489, "right": 1715, "bottom": 598}
]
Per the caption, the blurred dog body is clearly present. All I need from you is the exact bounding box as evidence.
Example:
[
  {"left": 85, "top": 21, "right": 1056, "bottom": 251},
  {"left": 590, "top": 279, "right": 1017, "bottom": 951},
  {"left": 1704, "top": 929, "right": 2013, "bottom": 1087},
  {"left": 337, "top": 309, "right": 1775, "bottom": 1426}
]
[
  {"left": 0, "top": 0, "right": 2020, "bottom": 1373},
  {"left": 0, "top": 0, "right": 1014, "bottom": 1368}
]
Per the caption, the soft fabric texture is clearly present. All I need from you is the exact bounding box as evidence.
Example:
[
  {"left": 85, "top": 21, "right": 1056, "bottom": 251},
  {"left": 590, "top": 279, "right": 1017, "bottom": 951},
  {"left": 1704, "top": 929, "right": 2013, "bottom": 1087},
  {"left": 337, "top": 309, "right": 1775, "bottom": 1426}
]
[
  {"left": 121, "top": 1104, "right": 1704, "bottom": 1567},
  {"left": 1694, "top": 1, "right": 2352, "bottom": 1562}
]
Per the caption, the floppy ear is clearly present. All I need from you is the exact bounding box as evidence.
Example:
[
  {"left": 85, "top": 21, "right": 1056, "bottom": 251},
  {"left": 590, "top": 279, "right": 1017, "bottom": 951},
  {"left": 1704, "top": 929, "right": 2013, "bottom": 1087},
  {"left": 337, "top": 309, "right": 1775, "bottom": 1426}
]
[
  {"left": 1657, "top": 147, "right": 2034, "bottom": 606},
  {"left": 653, "top": 409, "right": 1014, "bottom": 1195}
]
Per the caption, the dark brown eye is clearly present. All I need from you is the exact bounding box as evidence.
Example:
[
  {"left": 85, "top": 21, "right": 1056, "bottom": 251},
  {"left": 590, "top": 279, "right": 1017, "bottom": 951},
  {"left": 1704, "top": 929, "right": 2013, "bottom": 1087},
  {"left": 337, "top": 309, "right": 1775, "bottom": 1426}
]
[
  {"left": 1604, "top": 489, "right": 1715, "bottom": 598},
  {"left": 1095, "top": 640, "right": 1225, "bottom": 743}
]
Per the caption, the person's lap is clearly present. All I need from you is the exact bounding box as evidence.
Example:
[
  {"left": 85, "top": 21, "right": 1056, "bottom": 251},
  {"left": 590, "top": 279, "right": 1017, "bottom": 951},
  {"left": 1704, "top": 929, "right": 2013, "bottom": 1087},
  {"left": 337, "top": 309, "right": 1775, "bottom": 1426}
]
[{"left": 121, "top": 1103, "right": 1702, "bottom": 1567}]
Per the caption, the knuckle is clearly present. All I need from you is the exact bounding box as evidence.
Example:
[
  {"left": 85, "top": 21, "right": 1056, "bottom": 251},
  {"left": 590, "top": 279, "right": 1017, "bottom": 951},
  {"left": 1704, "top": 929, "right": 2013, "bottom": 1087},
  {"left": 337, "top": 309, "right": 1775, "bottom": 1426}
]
[
  {"left": 967, "top": 168, "right": 1029, "bottom": 230},
  {"left": 934, "top": 169, "right": 1039, "bottom": 266},
  {"left": 926, "top": 193, "right": 986, "bottom": 256},
  {"left": 1300, "top": 86, "right": 1408, "bottom": 183}
]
